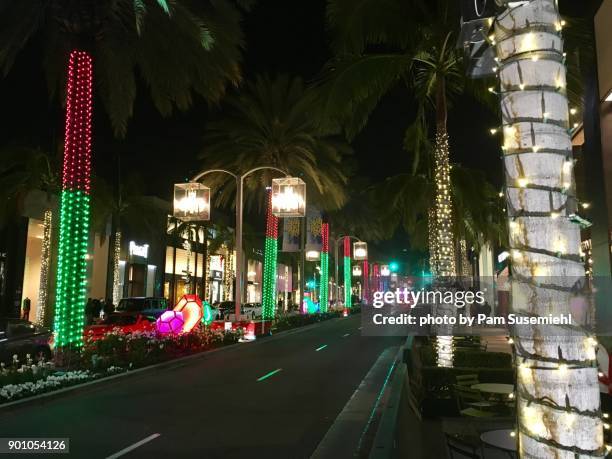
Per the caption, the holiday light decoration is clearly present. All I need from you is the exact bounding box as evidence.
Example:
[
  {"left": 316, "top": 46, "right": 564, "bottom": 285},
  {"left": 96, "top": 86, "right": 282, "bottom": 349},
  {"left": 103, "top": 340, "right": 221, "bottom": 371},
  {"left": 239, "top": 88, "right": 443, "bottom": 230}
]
[
  {"left": 343, "top": 237, "right": 351, "bottom": 308},
  {"left": 262, "top": 190, "right": 279, "bottom": 319},
  {"left": 362, "top": 261, "right": 369, "bottom": 304},
  {"left": 54, "top": 50, "right": 93, "bottom": 349},
  {"left": 173, "top": 294, "right": 203, "bottom": 333},
  {"left": 319, "top": 223, "right": 330, "bottom": 313},
  {"left": 223, "top": 246, "right": 234, "bottom": 301},
  {"left": 432, "top": 131, "right": 456, "bottom": 277},
  {"left": 491, "top": 1, "right": 604, "bottom": 456},
  {"left": 156, "top": 310, "right": 185, "bottom": 335},
  {"left": 35, "top": 210, "right": 52, "bottom": 326},
  {"left": 201, "top": 300, "right": 214, "bottom": 326},
  {"left": 112, "top": 231, "right": 122, "bottom": 306}
]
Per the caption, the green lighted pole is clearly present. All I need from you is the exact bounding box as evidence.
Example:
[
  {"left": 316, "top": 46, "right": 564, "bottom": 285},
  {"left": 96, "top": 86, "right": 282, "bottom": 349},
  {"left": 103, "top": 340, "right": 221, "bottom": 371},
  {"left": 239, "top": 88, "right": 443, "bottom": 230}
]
[
  {"left": 262, "top": 190, "right": 279, "bottom": 319},
  {"left": 319, "top": 223, "right": 330, "bottom": 312},
  {"left": 343, "top": 236, "right": 352, "bottom": 308}
]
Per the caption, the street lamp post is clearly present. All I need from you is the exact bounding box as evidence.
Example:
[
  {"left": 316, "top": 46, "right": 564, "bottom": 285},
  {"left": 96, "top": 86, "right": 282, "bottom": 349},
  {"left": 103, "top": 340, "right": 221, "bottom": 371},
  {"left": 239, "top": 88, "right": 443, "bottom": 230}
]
[{"left": 185, "top": 166, "right": 293, "bottom": 321}]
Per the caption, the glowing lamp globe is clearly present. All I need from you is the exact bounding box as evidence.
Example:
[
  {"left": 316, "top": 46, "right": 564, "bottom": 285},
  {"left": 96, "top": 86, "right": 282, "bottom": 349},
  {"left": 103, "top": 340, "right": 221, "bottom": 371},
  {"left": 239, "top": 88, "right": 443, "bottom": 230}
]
[
  {"left": 173, "top": 182, "right": 210, "bottom": 222},
  {"left": 156, "top": 311, "right": 185, "bottom": 335},
  {"left": 173, "top": 294, "right": 203, "bottom": 333},
  {"left": 305, "top": 250, "right": 320, "bottom": 261},
  {"left": 352, "top": 265, "right": 362, "bottom": 276},
  {"left": 271, "top": 177, "right": 306, "bottom": 217},
  {"left": 353, "top": 242, "right": 368, "bottom": 260},
  {"left": 380, "top": 265, "right": 391, "bottom": 277}
]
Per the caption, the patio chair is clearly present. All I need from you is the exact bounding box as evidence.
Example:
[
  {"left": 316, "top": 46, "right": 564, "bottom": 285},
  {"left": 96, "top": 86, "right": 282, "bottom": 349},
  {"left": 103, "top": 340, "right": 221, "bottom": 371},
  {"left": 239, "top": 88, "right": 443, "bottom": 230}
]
[
  {"left": 455, "top": 374, "right": 479, "bottom": 387},
  {"left": 453, "top": 385, "right": 496, "bottom": 418},
  {"left": 444, "top": 433, "right": 483, "bottom": 458}
]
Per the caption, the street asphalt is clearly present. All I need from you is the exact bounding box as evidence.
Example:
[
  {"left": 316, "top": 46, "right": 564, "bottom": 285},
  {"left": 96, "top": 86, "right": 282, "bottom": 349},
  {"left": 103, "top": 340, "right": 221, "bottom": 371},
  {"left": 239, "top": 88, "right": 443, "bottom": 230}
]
[{"left": 0, "top": 314, "right": 404, "bottom": 459}]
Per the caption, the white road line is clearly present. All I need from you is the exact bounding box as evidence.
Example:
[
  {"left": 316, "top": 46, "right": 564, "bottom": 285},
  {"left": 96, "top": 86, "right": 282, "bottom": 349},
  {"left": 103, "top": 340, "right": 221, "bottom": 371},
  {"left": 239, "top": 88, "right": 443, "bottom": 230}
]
[
  {"left": 106, "top": 433, "right": 161, "bottom": 459},
  {"left": 342, "top": 333, "right": 350, "bottom": 337},
  {"left": 358, "top": 327, "right": 362, "bottom": 330}
]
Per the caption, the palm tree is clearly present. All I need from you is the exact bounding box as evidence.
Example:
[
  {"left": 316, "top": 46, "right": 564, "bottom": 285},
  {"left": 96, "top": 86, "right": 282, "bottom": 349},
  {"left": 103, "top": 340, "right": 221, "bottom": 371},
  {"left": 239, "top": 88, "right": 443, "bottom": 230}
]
[
  {"left": 199, "top": 74, "right": 352, "bottom": 212},
  {"left": 321, "top": 0, "right": 496, "bottom": 277},
  {"left": 0, "top": 0, "right": 246, "bottom": 349},
  {"left": 493, "top": 1, "right": 603, "bottom": 456}
]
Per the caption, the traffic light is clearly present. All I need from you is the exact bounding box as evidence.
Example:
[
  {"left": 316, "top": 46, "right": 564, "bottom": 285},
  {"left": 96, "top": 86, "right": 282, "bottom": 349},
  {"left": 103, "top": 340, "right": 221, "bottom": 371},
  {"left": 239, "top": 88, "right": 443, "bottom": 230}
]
[{"left": 389, "top": 261, "right": 399, "bottom": 273}]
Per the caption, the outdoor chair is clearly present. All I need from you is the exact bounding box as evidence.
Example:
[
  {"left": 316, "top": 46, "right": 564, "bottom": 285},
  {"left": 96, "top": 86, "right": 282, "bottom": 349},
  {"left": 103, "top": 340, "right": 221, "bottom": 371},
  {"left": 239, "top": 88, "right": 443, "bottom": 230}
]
[
  {"left": 452, "top": 385, "right": 496, "bottom": 418},
  {"left": 455, "top": 374, "right": 480, "bottom": 387},
  {"left": 444, "top": 433, "right": 483, "bottom": 458}
]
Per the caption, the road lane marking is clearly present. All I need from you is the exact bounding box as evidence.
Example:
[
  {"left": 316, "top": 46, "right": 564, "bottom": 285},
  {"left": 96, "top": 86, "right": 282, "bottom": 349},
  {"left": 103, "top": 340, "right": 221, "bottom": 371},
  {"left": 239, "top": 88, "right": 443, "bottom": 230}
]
[
  {"left": 358, "top": 327, "right": 362, "bottom": 330},
  {"left": 315, "top": 344, "right": 328, "bottom": 351},
  {"left": 257, "top": 368, "right": 282, "bottom": 381},
  {"left": 342, "top": 333, "right": 350, "bottom": 338},
  {"left": 106, "top": 433, "right": 160, "bottom": 459}
]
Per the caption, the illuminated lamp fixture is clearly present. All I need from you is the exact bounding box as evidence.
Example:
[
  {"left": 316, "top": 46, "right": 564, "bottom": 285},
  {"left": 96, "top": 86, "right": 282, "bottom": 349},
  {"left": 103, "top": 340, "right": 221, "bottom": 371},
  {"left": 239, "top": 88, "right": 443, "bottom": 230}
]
[
  {"left": 353, "top": 241, "right": 368, "bottom": 261},
  {"left": 271, "top": 177, "right": 306, "bottom": 217},
  {"left": 305, "top": 250, "right": 321, "bottom": 261},
  {"left": 352, "top": 265, "right": 362, "bottom": 276},
  {"left": 173, "top": 182, "right": 211, "bottom": 222},
  {"left": 156, "top": 311, "right": 185, "bottom": 335},
  {"left": 380, "top": 265, "right": 391, "bottom": 277},
  {"left": 173, "top": 294, "right": 203, "bottom": 333}
]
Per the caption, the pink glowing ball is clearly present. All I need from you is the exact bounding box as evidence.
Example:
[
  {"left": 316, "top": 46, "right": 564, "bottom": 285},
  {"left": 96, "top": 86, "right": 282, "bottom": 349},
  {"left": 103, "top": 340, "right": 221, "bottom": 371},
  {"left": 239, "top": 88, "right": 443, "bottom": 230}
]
[{"left": 156, "top": 311, "right": 185, "bottom": 335}]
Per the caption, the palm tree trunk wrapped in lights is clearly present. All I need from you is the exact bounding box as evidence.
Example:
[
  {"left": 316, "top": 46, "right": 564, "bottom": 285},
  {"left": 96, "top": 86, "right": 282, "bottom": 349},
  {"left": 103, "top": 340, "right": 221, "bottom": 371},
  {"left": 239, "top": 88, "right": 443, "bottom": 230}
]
[
  {"left": 111, "top": 231, "right": 122, "bottom": 306},
  {"left": 262, "top": 190, "right": 279, "bottom": 319},
  {"left": 494, "top": 1, "right": 604, "bottom": 456},
  {"left": 35, "top": 210, "right": 52, "bottom": 326},
  {"left": 54, "top": 50, "right": 93, "bottom": 349},
  {"left": 319, "top": 223, "right": 330, "bottom": 313},
  {"left": 433, "top": 130, "right": 456, "bottom": 277}
]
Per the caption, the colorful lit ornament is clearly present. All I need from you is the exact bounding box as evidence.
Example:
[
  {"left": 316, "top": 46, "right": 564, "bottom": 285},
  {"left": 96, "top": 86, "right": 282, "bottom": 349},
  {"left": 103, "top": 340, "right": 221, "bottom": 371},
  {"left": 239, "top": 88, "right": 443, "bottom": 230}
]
[
  {"left": 36, "top": 210, "right": 52, "bottom": 326},
  {"left": 319, "top": 223, "right": 330, "bottom": 313},
  {"left": 262, "top": 190, "right": 279, "bottom": 319},
  {"left": 54, "top": 50, "right": 93, "bottom": 349},
  {"left": 201, "top": 300, "right": 214, "bottom": 326},
  {"left": 343, "top": 237, "right": 352, "bottom": 308},
  {"left": 173, "top": 294, "right": 203, "bottom": 333},
  {"left": 156, "top": 311, "right": 185, "bottom": 335}
]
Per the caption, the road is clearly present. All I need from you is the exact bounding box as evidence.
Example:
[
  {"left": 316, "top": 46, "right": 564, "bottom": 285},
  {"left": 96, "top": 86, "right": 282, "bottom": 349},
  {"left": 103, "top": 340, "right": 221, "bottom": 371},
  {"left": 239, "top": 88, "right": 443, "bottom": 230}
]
[{"left": 0, "top": 314, "right": 403, "bottom": 458}]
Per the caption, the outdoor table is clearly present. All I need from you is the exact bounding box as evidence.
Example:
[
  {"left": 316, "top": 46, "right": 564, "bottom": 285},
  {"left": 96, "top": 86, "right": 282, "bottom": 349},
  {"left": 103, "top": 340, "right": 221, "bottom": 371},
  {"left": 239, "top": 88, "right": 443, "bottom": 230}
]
[
  {"left": 480, "top": 429, "right": 517, "bottom": 457},
  {"left": 471, "top": 383, "right": 514, "bottom": 396}
]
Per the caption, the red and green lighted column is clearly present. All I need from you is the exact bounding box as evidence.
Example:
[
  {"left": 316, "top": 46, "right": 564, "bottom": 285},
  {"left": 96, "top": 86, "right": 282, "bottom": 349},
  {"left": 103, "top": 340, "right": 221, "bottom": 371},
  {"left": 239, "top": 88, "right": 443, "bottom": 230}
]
[
  {"left": 343, "top": 237, "right": 351, "bottom": 308},
  {"left": 319, "top": 223, "right": 330, "bottom": 312},
  {"left": 54, "top": 50, "right": 93, "bottom": 348},
  {"left": 262, "top": 190, "right": 279, "bottom": 319}
]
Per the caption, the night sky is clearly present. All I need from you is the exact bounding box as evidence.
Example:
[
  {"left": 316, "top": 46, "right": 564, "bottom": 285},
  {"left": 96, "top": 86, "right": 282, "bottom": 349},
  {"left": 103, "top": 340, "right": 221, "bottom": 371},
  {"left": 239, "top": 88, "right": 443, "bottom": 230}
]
[{"left": 0, "top": 0, "right": 592, "bottom": 262}]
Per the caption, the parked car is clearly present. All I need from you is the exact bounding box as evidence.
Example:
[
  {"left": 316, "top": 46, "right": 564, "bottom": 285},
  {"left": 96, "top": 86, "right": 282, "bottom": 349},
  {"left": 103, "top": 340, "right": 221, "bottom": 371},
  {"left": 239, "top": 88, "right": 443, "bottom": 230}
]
[
  {"left": 0, "top": 319, "right": 52, "bottom": 364},
  {"left": 84, "top": 313, "right": 156, "bottom": 341},
  {"left": 216, "top": 301, "right": 236, "bottom": 319},
  {"left": 243, "top": 303, "right": 262, "bottom": 319},
  {"left": 115, "top": 297, "right": 169, "bottom": 318}
]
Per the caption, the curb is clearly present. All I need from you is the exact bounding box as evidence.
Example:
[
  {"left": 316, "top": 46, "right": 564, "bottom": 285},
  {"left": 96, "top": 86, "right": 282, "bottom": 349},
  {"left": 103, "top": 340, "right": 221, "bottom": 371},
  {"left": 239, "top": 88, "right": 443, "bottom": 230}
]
[{"left": 0, "top": 315, "right": 348, "bottom": 413}]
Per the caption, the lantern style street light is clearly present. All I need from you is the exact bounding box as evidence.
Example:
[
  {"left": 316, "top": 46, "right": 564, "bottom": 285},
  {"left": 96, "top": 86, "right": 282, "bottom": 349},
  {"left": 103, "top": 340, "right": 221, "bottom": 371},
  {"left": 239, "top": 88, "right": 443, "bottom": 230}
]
[
  {"left": 352, "top": 265, "right": 362, "bottom": 276},
  {"left": 380, "top": 265, "right": 391, "bottom": 277},
  {"left": 353, "top": 241, "right": 368, "bottom": 261},
  {"left": 173, "top": 182, "right": 211, "bottom": 221},
  {"left": 176, "top": 167, "right": 305, "bottom": 321},
  {"left": 305, "top": 250, "right": 321, "bottom": 261},
  {"left": 271, "top": 177, "right": 306, "bottom": 217}
]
